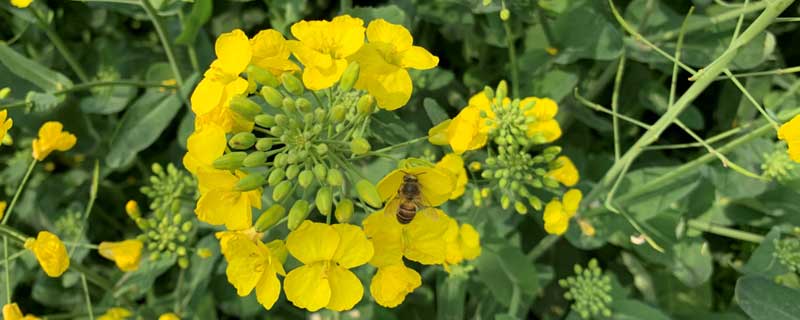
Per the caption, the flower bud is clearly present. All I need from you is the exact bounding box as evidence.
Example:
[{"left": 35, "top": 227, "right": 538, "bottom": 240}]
[
  {"left": 472, "top": 188, "right": 482, "bottom": 207},
  {"left": 356, "top": 94, "right": 374, "bottom": 114},
  {"left": 274, "top": 153, "right": 287, "bottom": 167},
  {"left": 181, "top": 221, "right": 193, "bottom": 232},
  {"left": 315, "top": 108, "right": 326, "bottom": 122},
  {"left": 256, "top": 204, "right": 286, "bottom": 232},
  {"left": 261, "top": 86, "right": 284, "bottom": 108},
  {"left": 339, "top": 62, "right": 360, "bottom": 92},
  {"left": 298, "top": 170, "right": 314, "bottom": 188},
  {"left": 179, "top": 257, "right": 189, "bottom": 269},
  {"left": 255, "top": 114, "right": 276, "bottom": 128},
  {"left": 313, "top": 164, "right": 327, "bottom": 181},
  {"left": 335, "top": 199, "right": 354, "bottom": 223},
  {"left": 282, "top": 97, "right": 296, "bottom": 113},
  {"left": 528, "top": 196, "right": 542, "bottom": 211},
  {"left": 213, "top": 152, "right": 247, "bottom": 170},
  {"left": 285, "top": 164, "right": 300, "bottom": 179},
  {"left": 330, "top": 104, "right": 347, "bottom": 123},
  {"left": 125, "top": 200, "right": 140, "bottom": 219},
  {"left": 255, "top": 138, "right": 273, "bottom": 151},
  {"left": 268, "top": 168, "right": 286, "bottom": 186},
  {"left": 483, "top": 86, "right": 494, "bottom": 101},
  {"left": 274, "top": 114, "right": 289, "bottom": 128},
  {"left": 243, "top": 151, "right": 267, "bottom": 167},
  {"left": 356, "top": 179, "right": 382, "bottom": 208},
  {"left": 281, "top": 73, "right": 304, "bottom": 96},
  {"left": 297, "top": 98, "right": 312, "bottom": 113},
  {"left": 229, "top": 96, "right": 263, "bottom": 120},
  {"left": 229, "top": 132, "right": 256, "bottom": 150},
  {"left": 246, "top": 65, "right": 280, "bottom": 87},
  {"left": 315, "top": 187, "right": 332, "bottom": 216},
  {"left": 327, "top": 168, "right": 344, "bottom": 187},
  {"left": 496, "top": 80, "right": 508, "bottom": 104},
  {"left": 272, "top": 180, "right": 292, "bottom": 201},
  {"left": 514, "top": 201, "right": 527, "bottom": 214},
  {"left": 543, "top": 176, "right": 560, "bottom": 189},
  {"left": 315, "top": 144, "right": 329, "bottom": 155},
  {"left": 350, "top": 137, "right": 371, "bottom": 155},
  {"left": 287, "top": 200, "right": 310, "bottom": 230},
  {"left": 469, "top": 161, "right": 482, "bottom": 171},
  {"left": 501, "top": 194, "right": 510, "bottom": 209},
  {"left": 500, "top": 8, "right": 510, "bottom": 21},
  {"left": 235, "top": 174, "right": 266, "bottom": 192}
]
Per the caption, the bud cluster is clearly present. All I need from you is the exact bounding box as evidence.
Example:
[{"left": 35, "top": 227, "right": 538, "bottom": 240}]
[
  {"left": 559, "top": 259, "right": 613, "bottom": 319},
  {"left": 762, "top": 147, "right": 798, "bottom": 182},
  {"left": 140, "top": 163, "right": 196, "bottom": 213},
  {"left": 482, "top": 82, "right": 546, "bottom": 148},
  {"left": 478, "top": 145, "right": 563, "bottom": 213},
  {"left": 775, "top": 235, "right": 800, "bottom": 273}
]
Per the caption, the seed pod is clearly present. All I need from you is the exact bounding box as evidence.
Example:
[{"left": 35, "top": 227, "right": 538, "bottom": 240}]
[
  {"left": 229, "top": 132, "right": 256, "bottom": 150},
  {"left": 235, "top": 174, "right": 266, "bottom": 192},
  {"left": 255, "top": 204, "right": 286, "bottom": 232},
  {"left": 330, "top": 104, "right": 347, "bottom": 123},
  {"left": 356, "top": 179, "right": 382, "bottom": 208},
  {"left": 213, "top": 152, "right": 247, "bottom": 170},
  {"left": 327, "top": 168, "right": 344, "bottom": 187},
  {"left": 313, "top": 164, "right": 327, "bottom": 181},
  {"left": 243, "top": 151, "right": 267, "bottom": 167},
  {"left": 261, "top": 86, "right": 284, "bottom": 108},
  {"left": 335, "top": 198, "right": 354, "bottom": 223},
  {"left": 316, "top": 187, "right": 332, "bottom": 216},
  {"left": 281, "top": 73, "right": 304, "bottom": 96},
  {"left": 272, "top": 180, "right": 292, "bottom": 201},
  {"left": 255, "top": 138, "right": 273, "bottom": 151},
  {"left": 350, "top": 137, "right": 371, "bottom": 155},
  {"left": 339, "top": 62, "right": 360, "bottom": 91},
  {"left": 229, "top": 96, "right": 263, "bottom": 120},
  {"left": 286, "top": 164, "right": 300, "bottom": 179},
  {"left": 246, "top": 65, "right": 280, "bottom": 87},
  {"left": 268, "top": 168, "right": 286, "bottom": 186},
  {"left": 287, "top": 200, "right": 310, "bottom": 230},
  {"left": 298, "top": 170, "right": 314, "bottom": 188},
  {"left": 356, "top": 94, "right": 374, "bottom": 114}
]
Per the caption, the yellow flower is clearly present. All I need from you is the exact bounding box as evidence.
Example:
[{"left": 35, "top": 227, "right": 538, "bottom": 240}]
[
  {"left": 196, "top": 168, "right": 262, "bottom": 230},
  {"left": 10, "top": 0, "right": 32, "bottom": 8},
  {"left": 0, "top": 110, "right": 12, "bottom": 145},
  {"left": 124, "top": 200, "right": 140, "bottom": 219},
  {"left": 288, "top": 15, "right": 365, "bottom": 90},
  {"left": 543, "top": 189, "right": 582, "bottom": 235},
  {"left": 24, "top": 231, "right": 69, "bottom": 277},
  {"left": 98, "top": 240, "right": 143, "bottom": 272},
  {"left": 370, "top": 263, "right": 421, "bottom": 308},
  {"left": 32, "top": 121, "right": 77, "bottom": 161},
  {"left": 377, "top": 165, "right": 455, "bottom": 209},
  {"left": 2, "top": 303, "right": 40, "bottom": 320},
  {"left": 250, "top": 29, "right": 299, "bottom": 76},
  {"left": 523, "top": 97, "right": 561, "bottom": 143},
  {"left": 97, "top": 307, "right": 132, "bottom": 320},
  {"left": 447, "top": 106, "right": 488, "bottom": 154},
  {"left": 223, "top": 236, "right": 286, "bottom": 310},
  {"left": 435, "top": 154, "right": 468, "bottom": 200},
  {"left": 779, "top": 114, "right": 800, "bottom": 162},
  {"left": 427, "top": 119, "right": 451, "bottom": 146},
  {"left": 547, "top": 156, "right": 579, "bottom": 187},
  {"left": 182, "top": 123, "right": 226, "bottom": 175},
  {"left": 444, "top": 220, "right": 481, "bottom": 267},
  {"left": 158, "top": 313, "right": 181, "bottom": 320},
  {"left": 0, "top": 201, "right": 6, "bottom": 221},
  {"left": 284, "top": 221, "right": 374, "bottom": 311},
  {"left": 350, "top": 19, "right": 438, "bottom": 110}
]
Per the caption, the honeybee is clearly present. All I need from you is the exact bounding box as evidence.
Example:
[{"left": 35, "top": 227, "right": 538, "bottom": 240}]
[{"left": 385, "top": 173, "right": 431, "bottom": 224}]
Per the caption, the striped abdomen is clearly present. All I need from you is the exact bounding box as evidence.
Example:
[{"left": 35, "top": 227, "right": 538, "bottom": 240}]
[{"left": 396, "top": 201, "right": 417, "bottom": 224}]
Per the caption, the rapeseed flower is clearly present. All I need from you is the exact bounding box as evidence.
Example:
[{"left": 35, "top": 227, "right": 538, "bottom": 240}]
[
  {"left": 370, "top": 263, "right": 421, "bottom": 308},
  {"left": 444, "top": 220, "right": 481, "bottom": 268},
  {"left": 97, "top": 307, "right": 132, "bottom": 320},
  {"left": 2, "top": 303, "right": 39, "bottom": 320},
  {"left": 377, "top": 165, "right": 454, "bottom": 209},
  {"left": 182, "top": 123, "right": 226, "bottom": 175},
  {"left": 523, "top": 97, "right": 561, "bottom": 143},
  {"left": 284, "top": 221, "right": 374, "bottom": 311},
  {"left": 24, "top": 231, "right": 69, "bottom": 277},
  {"left": 0, "top": 110, "right": 11, "bottom": 144},
  {"left": 32, "top": 121, "right": 76, "bottom": 161},
  {"left": 0, "top": 201, "right": 5, "bottom": 221},
  {"left": 435, "top": 153, "right": 468, "bottom": 200},
  {"left": 250, "top": 29, "right": 299, "bottom": 76},
  {"left": 446, "top": 106, "right": 488, "bottom": 154},
  {"left": 547, "top": 156, "right": 579, "bottom": 187},
  {"left": 158, "top": 313, "right": 181, "bottom": 320},
  {"left": 196, "top": 168, "right": 262, "bottom": 230},
  {"left": 287, "top": 15, "right": 365, "bottom": 90},
  {"left": 350, "top": 19, "right": 438, "bottom": 110},
  {"left": 543, "top": 189, "right": 582, "bottom": 235},
  {"left": 223, "top": 236, "right": 286, "bottom": 310},
  {"left": 10, "top": 0, "right": 32, "bottom": 8},
  {"left": 778, "top": 114, "right": 800, "bottom": 162},
  {"left": 98, "top": 239, "right": 144, "bottom": 272}
]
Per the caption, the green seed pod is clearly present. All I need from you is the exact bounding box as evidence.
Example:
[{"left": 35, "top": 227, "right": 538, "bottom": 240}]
[
  {"left": 339, "top": 61, "right": 360, "bottom": 91},
  {"left": 287, "top": 200, "right": 310, "bottom": 230},
  {"left": 261, "top": 86, "right": 284, "bottom": 108},
  {"left": 255, "top": 114, "right": 276, "bottom": 128},
  {"left": 255, "top": 204, "right": 286, "bottom": 232},
  {"left": 268, "top": 168, "right": 286, "bottom": 186},
  {"left": 281, "top": 73, "right": 304, "bottom": 96},
  {"left": 315, "top": 187, "right": 332, "bottom": 216},
  {"left": 297, "top": 97, "right": 312, "bottom": 113},
  {"left": 313, "top": 164, "right": 327, "bottom": 181},
  {"left": 246, "top": 65, "right": 280, "bottom": 87},
  {"left": 286, "top": 164, "right": 300, "bottom": 179},
  {"left": 514, "top": 201, "right": 528, "bottom": 214},
  {"left": 272, "top": 180, "right": 292, "bottom": 201},
  {"left": 282, "top": 97, "right": 296, "bottom": 113},
  {"left": 335, "top": 198, "right": 354, "bottom": 223},
  {"left": 298, "top": 170, "right": 314, "bottom": 188},
  {"left": 235, "top": 174, "right": 266, "bottom": 191},
  {"left": 356, "top": 94, "right": 374, "bottom": 114},
  {"left": 356, "top": 179, "right": 382, "bottom": 208},
  {"left": 229, "top": 95, "right": 263, "bottom": 120},
  {"left": 327, "top": 168, "right": 344, "bottom": 187},
  {"left": 330, "top": 104, "right": 347, "bottom": 123},
  {"left": 255, "top": 138, "right": 273, "bottom": 151},
  {"left": 213, "top": 152, "right": 247, "bottom": 170},
  {"left": 350, "top": 137, "right": 371, "bottom": 155},
  {"left": 229, "top": 132, "right": 256, "bottom": 150},
  {"left": 243, "top": 151, "right": 268, "bottom": 167}
]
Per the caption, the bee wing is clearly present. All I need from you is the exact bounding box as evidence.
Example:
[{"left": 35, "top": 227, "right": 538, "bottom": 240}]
[
  {"left": 414, "top": 195, "right": 439, "bottom": 221},
  {"left": 384, "top": 197, "right": 402, "bottom": 218}
]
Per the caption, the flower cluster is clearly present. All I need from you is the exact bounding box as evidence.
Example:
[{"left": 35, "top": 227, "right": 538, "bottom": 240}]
[
  {"left": 774, "top": 236, "right": 800, "bottom": 273},
  {"left": 559, "top": 259, "right": 613, "bottom": 319}
]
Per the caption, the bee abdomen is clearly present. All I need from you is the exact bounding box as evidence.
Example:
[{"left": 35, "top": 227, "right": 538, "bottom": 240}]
[{"left": 397, "top": 203, "right": 417, "bottom": 224}]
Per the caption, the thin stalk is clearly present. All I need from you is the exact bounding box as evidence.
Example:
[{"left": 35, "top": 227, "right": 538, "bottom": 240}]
[
  {"left": 352, "top": 136, "right": 428, "bottom": 159},
  {"left": 723, "top": 69, "right": 781, "bottom": 130},
  {"left": 526, "top": 234, "right": 559, "bottom": 261},
  {"left": 81, "top": 273, "right": 95, "bottom": 320},
  {"left": 574, "top": 89, "right": 651, "bottom": 129},
  {"left": 4, "top": 237, "right": 10, "bottom": 304},
  {"left": 69, "top": 161, "right": 100, "bottom": 256},
  {"left": 650, "top": 1, "right": 768, "bottom": 42},
  {"left": 503, "top": 18, "right": 519, "bottom": 97},
  {"left": 775, "top": 17, "right": 800, "bottom": 22},
  {"left": 611, "top": 53, "right": 626, "bottom": 161},
  {"left": 713, "top": 66, "right": 800, "bottom": 80},
  {"left": 173, "top": 268, "right": 185, "bottom": 314},
  {"left": 687, "top": 219, "right": 764, "bottom": 243},
  {"left": 1, "top": 80, "right": 176, "bottom": 109},
  {"left": 644, "top": 125, "right": 744, "bottom": 150},
  {"left": 508, "top": 285, "right": 521, "bottom": 317},
  {"left": 177, "top": 10, "right": 200, "bottom": 73},
  {"left": 0, "top": 225, "right": 28, "bottom": 243},
  {"left": 1, "top": 159, "right": 37, "bottom": 225},
  {"left": 141, "top": 0, "right": 184, "bottom": 88},
  {"left": 31, "top": 7, "right": 89, "bottom": 82},
  {"left": 0, "top": 248, "right": 26, "bottom": 267},
  {"left": 73, "top": 0, "right": 139, "bottom": 4}
]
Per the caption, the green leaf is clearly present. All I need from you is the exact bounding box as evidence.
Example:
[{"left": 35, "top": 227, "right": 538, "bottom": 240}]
[
  {"left": 475, "top": 244, "right": 539, "bottom": 307},
  {"left": 619, "top": 166, "right": 702, "bottom": 221},
  {"left": 176, "top": 0, "right": 213, "bottom": 45},
  {"left": 114, "top": 255, "right": 177, "bottom": 300},
  {"left": 423, "top": 98, "right": 449, "bottom": 125},
  {"left": 436, "top": 274, "right": 467, "bottom": 320},
  {"left": 736, "top": 275, "right": 800, "bottom": 320},
  {"left": 610, "top": 299, "right": 671, "bottom": 320},
  {"left": 0, "top": 42, "right": 73, "bottom": 92},
  {"left": 671, "top": 238, "right": 713, "bottom": 287},
  {"left": 346, "top": 5, "right": 407, "bottom": 25},
  {"left": 79, "top": 85, "right": 136, "bottom": 114},
  {"left": 743, "top": 228, "right": 790, "bottom": 277},
  {"left": 552, "top": 3, "right": 623, "bottom": 64}
]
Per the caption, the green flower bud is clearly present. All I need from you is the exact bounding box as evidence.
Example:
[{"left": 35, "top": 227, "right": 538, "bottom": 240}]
[
  {"left": 261, "top": 86, "right": 284, "bottom": 108},
  {"left": 514, "top": 201, "right": 528, "bottom": 214},
  {"left": 297, "top": 97, "right": 312, "bottom": 113},
  {"left": 501, "top": 194, "right": 510, "bottom": 209},
  {"left": 330, "top": 104, "right": 347, "bottom": 123},
  {"left": 287, "top": 200, "right": 310, "bottom": 230},
  {"left": 339, "top": 61, "right": 360, "bottom": 92},
  {"left": 543, "top": 176, "right": 560, "bottom": 189},
  {"left": 356, "top": 179, "right": 382, "bottom": 208},
  {"left": 255, "top": 115, "right": 276, "bottom": 129},
  {"left": 255, "top": 138, "right": 274, "bottom": 151},
  {"left": 150, "top": 252, "right": 160, "bottom": 261},
  {"left": 357, "top": 94, "right": 374, "bottom": 114},
  {"left": 298, "top": 170, "right": 314, "bottom": 188},
  {"left": 303, "top": 113, "right": 314, "bottom": 125},
  {"left": 178, "top": 257, "right": 189, "bottom": 269},
  {"left": 213, "top": 152, "right": 247, "bottom": 170},
  {"left": 496, "top": 80, "right": 508, "bottom": 103},
  {"left": 243, "top": 151, "right": 267, "bottom": 167},
  {"left": 229, "top": 132, "right": 256, "bottom": 150},
  {"left": 472, "top": 188, "right": 482, "bottom": 206},
  {"left": 315, "top": 144, "right": 329, "bottom": 155},
  {"left": 270, "top": 126, "right": 284, "bottom": 136},
  {"left": 274, "top": 114, "right": 289, "bottom": 128},
  {"left": 268, "top": 168, "right": 286, "bottom": 186},
  {"left": 256, "top": 204, "right": 286, "bottom": 232},
  {"left": 282, "top": 97, "right": 296, "bottom": 113},
  {"left": 313, "top": 164, "right": 327, "bottom": 181},
  {"left": 235, "top": 174, "right": 266, "bottom": 191},
  {"left": 272, "top": 180, "right": 292, "bottom": 202},
  {"left": 281, "top": 73, "right": 304, "bottom": 96},
  {"left": 315, "top": 187, "right": 332, "bottom": 216},
  {"left": 534, "top": 168, "right": 547, "bottom": 176},
  {"left": 335, "top": 198, "right": 354, "bottom": 223},
  {"left": 528, "top": 196, "right": 542, "bottom": 211},
  {"left": 350, "top": 137, "right": 371, "bottom": 155},
  {"left": 181, "top": 221, "right": 193, "bottom": 232},
  {"left": 315, "top": 108, "right": 326, "bottom": 123},
  {"left": 327, "top": 168, "right": 344, "bottom": 187},
  {"left": 246, "top": 65, "right": 280, "bottom": 87},
  {"left": 274, "top": 153, "right": 287, "bottom": 167},
  {"left": 229, "top": 95, "right": 263, "bottom": 120},
  {"left": 286, "top": 164, "right": 300, "bottom": 179}
]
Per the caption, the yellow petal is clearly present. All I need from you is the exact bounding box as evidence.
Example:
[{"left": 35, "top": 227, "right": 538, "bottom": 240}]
[
  {"left": 330, "top": 15, "right": 366, "bottom": 58},
  {"left": 414, "top": 167, "right": 455, "bottom": 207},
  {"left": 526, "top": 97, "right": 558, "bottom": 120},
  {"left": 250, "top": 29, "right": 298, "bottom": 75},
  {"left": 195, "top": 189, "right": 252, "bottom": 230},
  {"left": 0, "top": 110, "right": 11, "bottom": 144},
  {"left": 98, "top": 240, "right": 143, "bottom": 272},
  {"left": 527, "top": 119, "right": 562, "bottom": 143},
  {"left": 24, "top": 231, "right": 69, "bottom": 277},
  {"left": 370, "top": 264, "right": 421, "bottom": 308},
  {"left": 331, "top": 224, "right": 374, "bottom": 269},
  {"left": 403, "top": 209, "right": 449, "bottom": 264},
  {"left": 467, "top": 92, "right": 495, "bottom": 120},
  {"left": 326, "top": 266, "right": 364, "bottom": 311},
  {"left": 543, "top": 200, "right": 568, "bottom": 235},
  {"left": 459, "top": 224, "right": 481, "bottom": 260},
  {"left": 367, "top": 67, "right": 412, "bottom": 110},
  {"left": 284, "top": 263, "right": 331, "bottom": 312},
  {"left": 3, "top": 303, "right": 24, "bottom": 320},
  {"left": 377, "top": 170, "right": 406, "bottom": 202},
  {"left": 10, "top": 0, "right": 33, "bottom": 8},
  {"left": 286, "top": 221, "right": 340, "bottom": 264},
  {"left": 366, "top": 19, "right": 412, "bottom": 51},
  {"left": 254, "top": 268, "right": 281, "bottom": 310},
  {"left": 401, "top": 46, "right": 439, "bottom": 70},
  {"left": 444, "top": 218, "right": 463, "bottom": 265},
  {"left": 435, "top": 154, "right": 468, "bottom": 200},
  {"left": 182, "top": 124, "right": 226, "bottom": 175},
  {"left": 362, "top": 211, "right": 404, "bottom": 267},
  {"left": 196, "top": 167, "right": 238, "bottom": 194},
  {"left": 224, "top": 237, "right": 264, "bottom": 296},
  {"left": 302, "top": 59, "right": 348, "bottom": 91},
  {"left": 215, "top": 29, "right": 252, "bottom": 75},
  {"left": 562, "top": 189, "right": 582, "bottom": 216},
  {"left": 427, "top": 120, "right": 451, "bottom": 146},
  {"left": 447, "top": 107, "right": 484, "bottom": 154},
  {"left": 546, "top": 156, "right": 579, "bottom": 187},
  {"left": 190, "top": 78, "right": 224, "bottom": 115},
  {"left": 97, "top": 307, "right": 132, "bottom": 320},
  {"left": 158, "top": 313, "right": 180, "bottom": 320},
  {"left": 32, "top": 122, "right": 76, "bottom": 161},
  {"left": 779, "top": 115, "right": 800, "bottom": 162}
]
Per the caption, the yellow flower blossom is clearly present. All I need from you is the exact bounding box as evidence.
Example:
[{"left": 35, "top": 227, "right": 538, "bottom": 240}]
[
  {"left": 158, "top": 313, "right": 181, "bottom": 320},
  {"left": 97, "top": 307, "right": 132, "bottom": 320},
  {"left": 24, "top": 231, "right": 69, "bottom": 277},
  {"left": 32, "top": 121, "right": 77, "bottom": 161},
  {"left": 523, "top": 97, "right": 561, "bottom": 143},
  {"left": 444, "top": 220, "right": 481, "bottom": 267},
  {"left": 547, "top": 156, "right": 579, "bottom": 187},
  {"left": 124, "top": 200, "right": 140, "bottom": 219},
  {"left": 0, "top": 201, "right": 6, "bottom": 221},
  {"left": 447, "top": 106, "right": 489, "bottom": 154},
  {"left": 377, "top": 165, "right": 454, "bottom": 209},
  {"left": 288, "top": 15, "right": 365, "bottom": 90},
  {"left": 250, "top": 29, "right": 299, "bottom": 76},
  {"left": 370, "top": 263, "right": 421, "bottom": 308},
  {"left": 2, "top": 303, "right": 40, "bottom": 320},
  {"left": 350, "top": 19, "right": 438, "bottom": 110},
  {"left": 182, "top": 123, "right": 226, "bottom": 175},
  {"left": 196, "top": 168, "right": 262, "bottom": 230},
  {"left": 427, "top": 119, "right": 451, "bottom": 146},
  {"left": 284, "top": 221, "right": 374, "bottom": 311},
  {"left": 779, "top": 114, "right": 800, "bottom": 162},
  {"left": 223, "top": 236, "right": 286, "bottom": 310},
  {"left": 10, "top": 0, "right": 32, "bottom": 8},
  {"left": 543, "top": 189, "right": 582, "bottom": 235},
  {"left": 98, "top": 240, "right": 144, "bottom": 272},
  {"left": 0, "top": 110, "right": 12, "bottom": 145},
  {"left": 435, "top": 154, "right": 468, "bottom": 200}
]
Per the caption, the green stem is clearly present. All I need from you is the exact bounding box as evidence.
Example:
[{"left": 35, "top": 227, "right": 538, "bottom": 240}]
[
  {"left": 1, "top": 80, "right": 176, "bottom": 109},
  {"left": 502, "top": 18, "right": 519, "bottom": 97},
  {"left": 526, "top": 234, "right": 559, "bottom": 261},
  {"left": 177, "top": 10, "right": 201, "bottom": 74},
  {"left": 0, "top": 247, "right": 26, "bottom": 267},
  {"left": 650, "top": 1, "right": 768, "bottom": 42},
  {"left": 69, "top": 161, "right": 100, "bottom": 256},
  {"left": 1, "top": 159, "right": 37, "bottom": 225},
  {"left": 173, "top": 268, "right": 185, "bottom": 314},
  {"left": 0, "top": 225, "right": 28, "bottom": 243},
  {"left": 508, "top": 285, "right": 521, "bottom": 317},
  {"left": 686, "top": 219, "right": 764, "bottom": 243},
  {"left": 141, "top": 0, "right": 184, "bottom": 88},
  {"left": 81, "top": 273, "right": 95, "bottom": 320},
  {"left": 713, "top": 66, "right": 800, "bottom": 80},
  {"left": 31, "top": 7, "right": 89, "bottom": 82},
  {"left": 574, "top": 89, "right": 651, "bottom": 129},
  {"left": 4, "top": 237, "right": 10, "bottom": 304},
  {"left": 611, "top": 52, "right": 626, "bottom": 161},
  {"left": 352, "top": 136, "right": 428, "bottom": 159}
]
